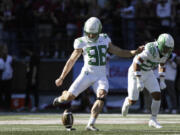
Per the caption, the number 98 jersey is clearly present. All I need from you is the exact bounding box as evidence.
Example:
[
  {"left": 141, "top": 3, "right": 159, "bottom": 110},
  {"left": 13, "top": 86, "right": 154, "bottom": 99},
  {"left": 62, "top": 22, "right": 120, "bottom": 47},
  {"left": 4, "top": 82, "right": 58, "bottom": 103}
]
[{"left": 74, "top": 33, "right": 111, "bottom": 75}]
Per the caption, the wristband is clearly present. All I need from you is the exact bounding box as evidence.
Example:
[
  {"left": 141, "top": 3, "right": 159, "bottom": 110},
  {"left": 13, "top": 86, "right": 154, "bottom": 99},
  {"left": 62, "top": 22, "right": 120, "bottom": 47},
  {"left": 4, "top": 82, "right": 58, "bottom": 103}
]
[
  {"left": 159, "top": 72, "right": 165, "bottom": 77},
  {"left": 159, "top": 64, "right": 166, "bottom": 68},
  {"left": 134, "top": 59, "right": 142, "bottom": 65},
  {"left": 134, "top": 71, "right": 142, "bottom": 76}
]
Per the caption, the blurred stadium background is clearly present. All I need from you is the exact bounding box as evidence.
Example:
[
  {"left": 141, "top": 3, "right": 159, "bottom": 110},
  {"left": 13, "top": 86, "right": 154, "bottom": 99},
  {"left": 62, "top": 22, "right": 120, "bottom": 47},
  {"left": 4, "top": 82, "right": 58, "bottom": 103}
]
[{"left": 0, "top": 0, "right": 180, "bottom": 114}]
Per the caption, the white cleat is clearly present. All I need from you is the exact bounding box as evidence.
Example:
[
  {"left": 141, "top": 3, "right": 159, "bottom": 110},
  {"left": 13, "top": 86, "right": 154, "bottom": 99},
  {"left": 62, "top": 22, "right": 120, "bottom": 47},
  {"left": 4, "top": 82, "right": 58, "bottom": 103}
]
[
  {"left": 86, "top": 125, "right": 99, "bottom": 131},
  {"left": 121, "top": 99, "right": 129, "bottom": 117},
  {"left": 66, "top": 127, "right": 76, "bottom": 131},
  {"left": 149, "top": 119, "right": 162, "bottom": 128}
]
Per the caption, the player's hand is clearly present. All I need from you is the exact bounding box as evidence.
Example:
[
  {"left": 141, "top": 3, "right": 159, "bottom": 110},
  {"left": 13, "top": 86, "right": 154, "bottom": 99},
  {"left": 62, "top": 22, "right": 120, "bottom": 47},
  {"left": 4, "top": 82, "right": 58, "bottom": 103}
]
[
  {"left": 136, "top": 45, "right": 144, "bottom": 54},
  {"left": 160, "top": 77, "right": 166, "bottom": 90},
  {"left": 136, "top": 77, "right": 144, "bottom": 91},
  {"left": 55, "top": 78, "right": 64, "bottom": 87}
]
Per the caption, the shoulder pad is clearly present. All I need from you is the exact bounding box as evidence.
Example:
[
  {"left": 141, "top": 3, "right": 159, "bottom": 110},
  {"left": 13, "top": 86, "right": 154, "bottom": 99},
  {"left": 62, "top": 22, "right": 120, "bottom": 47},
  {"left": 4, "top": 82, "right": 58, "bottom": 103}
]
[
  {"left": 77, "top": 37, "right": 84, "bottom": 43},
  {"left": 103, "top": 33, "right": 108, "bottom": 38},
  {"left": 74, "top": 37, "right": 86, "bottom": 49},
  {"left": 100, "top": 33, "right": 108, "bottom": 38},
  {"left": 146, "top": 42, "right": 157, "bottom": 57}
]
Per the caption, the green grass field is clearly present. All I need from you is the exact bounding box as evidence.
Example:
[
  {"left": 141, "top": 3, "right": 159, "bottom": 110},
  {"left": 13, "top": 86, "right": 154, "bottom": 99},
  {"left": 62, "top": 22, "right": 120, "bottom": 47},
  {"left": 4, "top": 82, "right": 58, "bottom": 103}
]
[{"left": 0, "top": 113, "right": 180, "bottom": 135}]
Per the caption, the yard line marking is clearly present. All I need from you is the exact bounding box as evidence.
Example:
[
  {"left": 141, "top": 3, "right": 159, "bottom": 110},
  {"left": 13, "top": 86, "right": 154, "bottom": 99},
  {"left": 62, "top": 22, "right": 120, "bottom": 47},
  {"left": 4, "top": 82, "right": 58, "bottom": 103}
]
[{"left": 0, "top": 119, "right": 180, "bottom": 125}]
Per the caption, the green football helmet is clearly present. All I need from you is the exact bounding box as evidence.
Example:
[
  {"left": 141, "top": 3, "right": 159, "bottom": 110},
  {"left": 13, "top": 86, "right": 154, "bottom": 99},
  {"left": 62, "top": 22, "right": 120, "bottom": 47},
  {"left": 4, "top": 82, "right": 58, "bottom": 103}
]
[
  {"left": 84, "top": 17, "right": 102, "bottom": 42},
  {"left": 157, "top": 33, "right": 174, "bottom": 56}
]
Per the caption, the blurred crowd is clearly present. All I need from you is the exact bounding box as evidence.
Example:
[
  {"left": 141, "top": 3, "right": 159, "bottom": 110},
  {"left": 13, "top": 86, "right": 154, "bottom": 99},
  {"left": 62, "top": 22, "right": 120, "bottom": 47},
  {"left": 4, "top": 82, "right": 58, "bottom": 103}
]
[
  {"left": 0, "top": 0, "right": 180, "bottom": 113},
  {"left": 0, "top": 0, "right": 180, "bottom": 58}
]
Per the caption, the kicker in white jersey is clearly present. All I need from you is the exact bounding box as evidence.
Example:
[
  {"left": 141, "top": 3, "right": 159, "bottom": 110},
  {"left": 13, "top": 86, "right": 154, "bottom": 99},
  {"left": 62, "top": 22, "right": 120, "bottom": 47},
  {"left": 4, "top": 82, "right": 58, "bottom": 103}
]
[{"left": 73, "top": 33, "right": 111, "bottom": 75}]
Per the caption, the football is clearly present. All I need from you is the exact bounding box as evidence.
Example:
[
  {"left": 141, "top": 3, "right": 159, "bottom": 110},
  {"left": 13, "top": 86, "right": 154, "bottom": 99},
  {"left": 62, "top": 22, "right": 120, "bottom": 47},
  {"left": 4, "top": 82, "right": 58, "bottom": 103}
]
[{"left": 61, "top": 109, "right": 74, "bottom": 129}]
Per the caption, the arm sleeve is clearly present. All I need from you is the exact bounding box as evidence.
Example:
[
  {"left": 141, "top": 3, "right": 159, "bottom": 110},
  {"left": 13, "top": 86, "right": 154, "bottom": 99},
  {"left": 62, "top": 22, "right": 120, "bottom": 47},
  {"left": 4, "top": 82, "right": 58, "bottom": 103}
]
[
  {"left": 73, "top": 38, "right": 84, "bottom": 49},
  {"left": 103, "top": 33, "right": 111, "bottom": 49},
  {"left": 136, "top": 44, "right": 152, "bottom": 61},
  {"left": 106, "top": 36, "right": 111, "bottom": 44}
]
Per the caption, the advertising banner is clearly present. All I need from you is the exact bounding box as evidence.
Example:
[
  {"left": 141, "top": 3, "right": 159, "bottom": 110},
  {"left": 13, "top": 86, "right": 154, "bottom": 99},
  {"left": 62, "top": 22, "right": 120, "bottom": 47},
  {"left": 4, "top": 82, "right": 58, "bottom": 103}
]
[
  {"left": 73, "top": 59, "right": 132, "bottom": 92},
  {"left": 108, "top": 59, "right": 132, "bottom": 90}
]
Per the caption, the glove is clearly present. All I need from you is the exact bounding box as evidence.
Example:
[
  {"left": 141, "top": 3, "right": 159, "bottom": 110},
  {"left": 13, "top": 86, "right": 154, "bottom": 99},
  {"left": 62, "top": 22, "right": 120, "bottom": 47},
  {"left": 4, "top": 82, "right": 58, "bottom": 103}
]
[
  {"left": 160, "top": 77, "right": 166, "bottom": 90},
  {"left": 136, "top": 77, "right": 144, "bottom": 91}
]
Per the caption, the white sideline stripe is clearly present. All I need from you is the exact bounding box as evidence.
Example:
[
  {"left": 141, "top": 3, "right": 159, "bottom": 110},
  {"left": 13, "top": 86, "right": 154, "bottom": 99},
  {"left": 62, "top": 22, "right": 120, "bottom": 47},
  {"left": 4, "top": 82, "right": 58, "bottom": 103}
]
[
  {"left": 0, "top": 113, "right": 179, "bottom": 117},
  {"left": 0, "top": 114, "right": 180, "bottom": 125},
  {"left": 0, "top": 119, "right": 180, "bottom": 125}
]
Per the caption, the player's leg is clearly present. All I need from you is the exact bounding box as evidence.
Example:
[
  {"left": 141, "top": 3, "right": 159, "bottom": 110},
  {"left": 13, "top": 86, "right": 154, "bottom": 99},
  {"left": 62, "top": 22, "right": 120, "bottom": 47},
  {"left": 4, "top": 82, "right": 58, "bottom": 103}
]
[
  {"left": 53, "top": 72, "right": 92, "bottom": 106},
  {"left": 149, "top": 92, "right": 162, "bottom": 128},
  {"left": 86, "top": 76, "right": 108, "bottom": 131},
  {"left": 53, "top": 90, "right": 76, "bottom": 106},
  {"left": 86, "top": 89, "right": 107, "bottom": 131},
  {"left": 122, "top": 67, "right": 139, "bottom": 116},
  {"left": 145, "top": 71, "right": 162, "bottom": 128}
]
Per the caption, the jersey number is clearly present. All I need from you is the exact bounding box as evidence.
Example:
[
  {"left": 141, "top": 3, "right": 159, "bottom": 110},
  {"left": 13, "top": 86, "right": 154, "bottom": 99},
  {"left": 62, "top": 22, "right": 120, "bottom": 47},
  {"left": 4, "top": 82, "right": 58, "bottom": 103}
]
[{"left": 86, "top": 45, "right": 107, "bottom": 66}]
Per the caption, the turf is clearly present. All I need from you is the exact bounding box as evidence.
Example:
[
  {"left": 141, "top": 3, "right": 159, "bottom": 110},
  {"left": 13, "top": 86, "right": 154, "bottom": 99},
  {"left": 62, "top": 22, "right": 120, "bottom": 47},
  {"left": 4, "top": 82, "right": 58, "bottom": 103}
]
[{"left": 0, "top": 113, "right": 180, "bottom": 135}]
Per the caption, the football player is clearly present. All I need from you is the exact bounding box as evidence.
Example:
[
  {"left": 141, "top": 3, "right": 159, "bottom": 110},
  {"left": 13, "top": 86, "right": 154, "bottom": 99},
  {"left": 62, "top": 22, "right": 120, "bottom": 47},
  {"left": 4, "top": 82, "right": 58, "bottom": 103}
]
[
  {"left": 122, "top": 33, "right": 174, "bottom": 128},
  {"left": 53, "top": 17, "right": 143, "bottom": 131}
]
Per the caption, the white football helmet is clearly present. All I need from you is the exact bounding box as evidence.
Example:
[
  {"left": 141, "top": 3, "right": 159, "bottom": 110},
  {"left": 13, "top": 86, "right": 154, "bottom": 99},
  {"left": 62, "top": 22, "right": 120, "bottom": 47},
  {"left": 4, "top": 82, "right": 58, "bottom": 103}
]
[
  {"left": 84, "top": 17, "right": 102, "bottom": 42},
  {"left": 157, "top": 33, "right": 174, "bottom": 55}
]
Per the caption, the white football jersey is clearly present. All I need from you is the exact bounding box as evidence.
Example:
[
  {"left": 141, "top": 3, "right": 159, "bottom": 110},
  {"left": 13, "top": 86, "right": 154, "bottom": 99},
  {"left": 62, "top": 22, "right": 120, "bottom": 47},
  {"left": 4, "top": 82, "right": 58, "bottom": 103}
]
[
  {"left": 73, "top": 33, "right": 111, "bottom": 75},
  {"left": 133, "top": 41, "right": 170, "bottom": 71}
]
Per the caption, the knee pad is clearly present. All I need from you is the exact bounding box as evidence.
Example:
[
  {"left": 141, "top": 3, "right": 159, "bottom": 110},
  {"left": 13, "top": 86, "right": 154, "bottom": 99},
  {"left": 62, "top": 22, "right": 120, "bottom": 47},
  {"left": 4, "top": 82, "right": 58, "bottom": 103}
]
[
  {"left": 151, "top": 92, "right": 161, "bottom": 100},
  {"left": 130, "top": 100, "right": 136, "bottom": 105},
  {"left": 97, "top": 97, "right": 105, "bottom": 102}
]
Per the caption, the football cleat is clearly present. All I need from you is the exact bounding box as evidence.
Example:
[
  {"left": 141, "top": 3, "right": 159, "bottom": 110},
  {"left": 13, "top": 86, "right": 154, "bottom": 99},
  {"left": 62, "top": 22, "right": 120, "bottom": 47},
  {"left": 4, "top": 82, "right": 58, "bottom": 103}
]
[
  {"left": 149, "top": 119, "right": 162, "bottom": 128},
  {"left": 66, "top": 127, "right": 76, "bottom": 131},
  {"left": 53, "top": 97, "right": 63, "bottom": 106},
  {"left": 86, "top": 125, "right": 99, "bottom": 131},
  {"left": 121, "top": 98, "right": 129, "bottom": 117}
]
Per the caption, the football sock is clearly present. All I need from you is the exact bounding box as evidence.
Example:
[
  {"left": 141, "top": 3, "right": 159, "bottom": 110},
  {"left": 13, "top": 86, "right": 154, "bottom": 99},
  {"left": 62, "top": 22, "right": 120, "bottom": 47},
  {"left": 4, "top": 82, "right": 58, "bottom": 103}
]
[
  {"left": 124, "top": 97, "right": 130, "bottom": 107},
  {"left": 87, "top": 116, "right": 96, "bottom": 126},
  {"left": 151, "top": 99, "right": 161, "bottom": 119}
]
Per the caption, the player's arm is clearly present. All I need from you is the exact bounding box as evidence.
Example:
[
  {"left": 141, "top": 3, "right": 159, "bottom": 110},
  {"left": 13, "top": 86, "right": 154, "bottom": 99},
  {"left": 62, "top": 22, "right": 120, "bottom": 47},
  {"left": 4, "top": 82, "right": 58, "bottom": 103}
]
[
  {"left": 168, "top": 53, "right": 177, "bottom": 69},
  {"left": 158, "top": 63, "right": 166, "bottom": 77},
  {"left": 133, "top": 56, "right": 144, "bottom": 78},
  {"left": 133, "top": 56, "right": 145, "bottom": 91},
  {"left": 108, "top": 43, "right": 144, "bottom": 57},
  {"left": 158, "top": 63, "right": 167, "bottom": 90},
  {"left": 133, "top": 56, "right": 144, "bottom": 73},
  {"left": 55, "top": 49, "right": 82, "bottom": 87}
]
